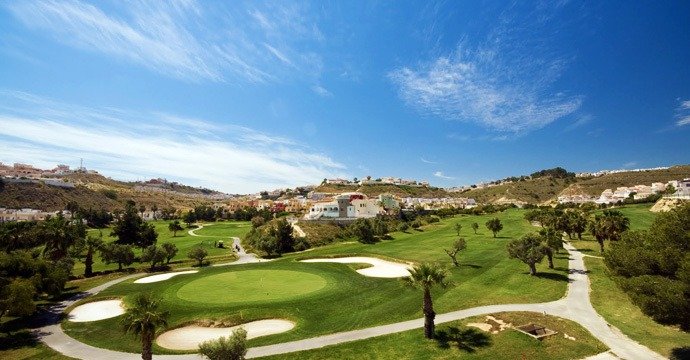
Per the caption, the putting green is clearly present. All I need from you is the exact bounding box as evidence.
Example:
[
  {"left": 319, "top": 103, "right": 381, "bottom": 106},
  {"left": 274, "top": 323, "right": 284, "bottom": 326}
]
[{"left": 176, "top": 269, "right": 328, "bottom": 303}]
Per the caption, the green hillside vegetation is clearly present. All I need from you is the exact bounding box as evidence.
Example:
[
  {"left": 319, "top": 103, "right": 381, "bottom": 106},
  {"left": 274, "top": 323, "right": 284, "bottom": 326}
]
[
  {"left": 587, "top": 257, "right": 690, "bottom": 357},
  {"left": 296, "top": 222, "right": 350, "bottom": 247}
]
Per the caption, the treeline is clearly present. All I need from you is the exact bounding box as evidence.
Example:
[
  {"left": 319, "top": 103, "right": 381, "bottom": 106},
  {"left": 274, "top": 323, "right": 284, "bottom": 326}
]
[
  {"left": 0, "top": 212, "right": 85, "bottom": 325},
  {"left": 1, "top": 200, "right": 186, "bottom": 327},
  {"left": 181, "top": 205, "right": 277, "bottom": 225},
  {"left": 245, "top": 218, "right": 301, "bottom": 257}
]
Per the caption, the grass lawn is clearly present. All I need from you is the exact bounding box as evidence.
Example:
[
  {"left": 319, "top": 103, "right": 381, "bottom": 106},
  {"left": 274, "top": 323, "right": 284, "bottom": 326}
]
[
  {"left": 1, "top": 315, "right": 75, "bottom": 360},
  {"left": 176, "top": 269, "right": 328, "bottom": 303},
  {"left": 71, "top": 220, "right": 251, "bottom": 276},
  {"left": 264, "top": 312, "right": 607, "bottom": 360},
  {"left": 62, "top": 209, "right": 570, "bottom": 354},
  {"left": 585, "top": 257, "right": 690, "bottom": 357},
  {"left": 0, "top": 335, "right": 73, "bottom": 360}
]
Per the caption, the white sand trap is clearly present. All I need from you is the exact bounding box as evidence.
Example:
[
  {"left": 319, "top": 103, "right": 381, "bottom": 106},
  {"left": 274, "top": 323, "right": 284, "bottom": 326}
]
[
  {"left": 301, "top": 257, "right": 412, "bottom": 278},
  {"left": 467, "top": 322, "right": 493, "bottom": 332},
  {"left": 156, "top": 319, "right": 295, "bottom": 350},
  {"left": 68, "top": 299, "right": 125, "bottom": 322},
  {"left": 134, "top": 270, "right": 199, "bottom": 284}
]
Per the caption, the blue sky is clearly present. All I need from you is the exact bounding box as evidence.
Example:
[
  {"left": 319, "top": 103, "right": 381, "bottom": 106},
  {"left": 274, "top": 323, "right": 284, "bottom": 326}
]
[{"left": 0, "top": 1, "right": 688, "bottom": 193}]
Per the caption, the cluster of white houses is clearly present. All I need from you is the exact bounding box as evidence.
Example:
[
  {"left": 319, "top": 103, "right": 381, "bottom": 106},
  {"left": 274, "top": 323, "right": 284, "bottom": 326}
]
[
  {"left": 303, "top": 192, "right": 477, "bottom": 221},
  {"left": 325, "top": 177, "right": 429, "bottom": 186},
  {"left": 0, "top": 208, "right": 76, "bottom": 222},
  {"left": 558, "top": 179, "right": 690, "bottom": 204},
  {"left": 0, "top": 162, "right": 94, "bottom": 178}
]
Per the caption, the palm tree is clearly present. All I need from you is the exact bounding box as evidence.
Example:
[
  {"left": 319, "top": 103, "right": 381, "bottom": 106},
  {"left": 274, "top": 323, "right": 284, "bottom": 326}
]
[
  {"left": 82, "top": 232, "right": 104, "bottom": 277},
  {"left": 589, "top": 210, "right": 630, "bottom": 253},
  {"left": 121, "top": 293, "right": 169, "bottom": 360},
  {"left": 404, "top": 263, "right": 449, "bottom": 339}
]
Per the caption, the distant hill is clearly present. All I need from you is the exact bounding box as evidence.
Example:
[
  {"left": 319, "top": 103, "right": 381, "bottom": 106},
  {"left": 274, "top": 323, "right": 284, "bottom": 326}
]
[
  {"left": 459, "top": 177, "right": 574, "bottom": 204},
  {"left": 2, "top": 164, "right": 688, "bottom": 211},
  {"left": 0, "top": 182, "right": 119, "bottom": 211},
  {"left": 318, "top": 165, "right": 690, "bottom": 205},
  {"left": 0, "top": 173, "right": 228, "bottom": 212},
  {"left": 560, "top": 165, "right": 690, "bottom": 196}
]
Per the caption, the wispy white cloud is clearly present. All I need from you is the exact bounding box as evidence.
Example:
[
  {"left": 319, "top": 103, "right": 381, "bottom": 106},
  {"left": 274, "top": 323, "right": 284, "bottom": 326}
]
[
  {"left": 420, "top": 157, "right": 438, "bottom": 164},
  {"left": 264, "top": 43, "right": 292, "bottom": 65},
  {"left": 622, "top": 161, "right": 638, "bottom": 169},
  {"left": 311, "top": 85, "right": 332, "bottom": 97},
  {"left": 0, "top": 91, "right": 346, "bottom": 193},
  {"left": 675, "top": 99, "right": 690, "bottom": 126},
  {"left": 564, "top": 114, "right": 593, "bottom": 132},
  {"left": 433, "top": 171, "right": 454, "bottom": 180},
  {"left": 389, "top": 4, "right": 582, "bottom": 134},
  {"left": 5, "top": 0, "right": 324, "bottom": 84}
]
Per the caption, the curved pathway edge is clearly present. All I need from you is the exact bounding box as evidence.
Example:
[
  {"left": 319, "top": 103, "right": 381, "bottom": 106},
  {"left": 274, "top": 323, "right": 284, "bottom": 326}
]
[{"left": 37, "top": 243, "right": 664, "bottom": 360}]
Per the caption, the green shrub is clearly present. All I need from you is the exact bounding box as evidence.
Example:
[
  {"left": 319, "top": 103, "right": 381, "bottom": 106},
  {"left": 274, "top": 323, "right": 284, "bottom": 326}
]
[{"left": 198, "top": 327, "right": 247, "bottom": 360}]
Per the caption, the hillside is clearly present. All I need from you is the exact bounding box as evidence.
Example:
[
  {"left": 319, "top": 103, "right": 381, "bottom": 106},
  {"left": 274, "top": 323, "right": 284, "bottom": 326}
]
[
  {"left": 0, "top": 173, "right": 225, "bottom": 212},
  {"left": 0, "top": 182, "right": 119, "bottom": 211},
  {"left": 459, "top": 177, "right": 574, "bottom": 204},
  {"left": 561, "top": 165, "right": 690, "bottom": 196}
]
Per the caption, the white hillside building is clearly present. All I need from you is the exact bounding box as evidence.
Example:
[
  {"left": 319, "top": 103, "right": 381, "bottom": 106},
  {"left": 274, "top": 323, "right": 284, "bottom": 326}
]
[{"left": 305, "top": 192, "right": 382, "bottom": 220}]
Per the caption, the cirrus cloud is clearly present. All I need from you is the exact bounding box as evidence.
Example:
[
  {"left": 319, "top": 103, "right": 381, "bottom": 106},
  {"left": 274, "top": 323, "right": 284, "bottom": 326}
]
[{"left": 0, "top": 91, "right": 346, "bottom": 193}]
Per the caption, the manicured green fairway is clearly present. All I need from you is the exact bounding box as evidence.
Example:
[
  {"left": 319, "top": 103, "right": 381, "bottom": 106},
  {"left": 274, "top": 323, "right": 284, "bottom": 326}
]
[
  {"left": 63, "top": 209, "right": 571, "bottom": 355},
  {"left": 177, "top": 270, "right": 328, "bottom": 303}
]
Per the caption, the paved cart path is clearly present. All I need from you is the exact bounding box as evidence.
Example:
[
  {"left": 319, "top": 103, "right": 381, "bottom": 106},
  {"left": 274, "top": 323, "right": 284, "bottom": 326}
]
[{"left": 38, "top": 243, "right": 663, "bottom": 359}]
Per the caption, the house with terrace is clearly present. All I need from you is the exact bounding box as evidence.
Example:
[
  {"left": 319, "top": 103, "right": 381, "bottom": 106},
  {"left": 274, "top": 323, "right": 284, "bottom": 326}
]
[{"left": 304, "top": 192, "right": 382, "bottom": 221}]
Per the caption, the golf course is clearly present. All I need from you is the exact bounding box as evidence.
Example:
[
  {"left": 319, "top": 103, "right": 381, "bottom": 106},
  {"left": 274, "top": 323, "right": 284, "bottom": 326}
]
[{"left": 48, "top": 205, "right": 688, "bottom": 359}]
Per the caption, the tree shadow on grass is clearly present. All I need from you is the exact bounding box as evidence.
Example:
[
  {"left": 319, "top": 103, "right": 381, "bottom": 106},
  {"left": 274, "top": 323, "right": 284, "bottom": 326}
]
[
  {"left": 553, "top": 266, "right": 569, "bottom": 273},
  {"left": 670, "top": 346, "right": 690, "bottom": 360},
  {"left": 0, "top": 330, "right": 39, "bottom": 351},
  {"left": 435, "top": 326, "right": 491, "bottom": 353},
  {"left": 534, "top": 272, "right": 570, "bottom": 282},
  {"left": 462, "top": 264, "right": 483, "bottom": 269}
]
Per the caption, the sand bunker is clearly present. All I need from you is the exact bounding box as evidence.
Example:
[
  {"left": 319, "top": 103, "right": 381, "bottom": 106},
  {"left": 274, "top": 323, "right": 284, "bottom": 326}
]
[
  {"left": 301, "top": 257, "right": 412, "bottom": 278},
  {"left": 68, "top": 299, "right": 125, "bottom": 322},
  {"left": 134, "top": 270, "right": 199, "bottom": 284},
  {"left": 156, "top": 319, "right": 295, "bottom": 350},
  {"left": 467, "top": 322, "right": 493, "bottom": 332}
]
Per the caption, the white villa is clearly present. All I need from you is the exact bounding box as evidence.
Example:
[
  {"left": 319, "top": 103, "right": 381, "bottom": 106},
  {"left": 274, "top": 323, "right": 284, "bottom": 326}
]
[{"left": 304, "top": 192, "right": 382, "bottom": 220}]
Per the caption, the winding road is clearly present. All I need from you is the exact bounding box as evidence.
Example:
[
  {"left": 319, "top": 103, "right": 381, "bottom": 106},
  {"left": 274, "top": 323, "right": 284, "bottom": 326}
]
[{"left": 37, "top": 243, "right": 664, "bottom": 359}]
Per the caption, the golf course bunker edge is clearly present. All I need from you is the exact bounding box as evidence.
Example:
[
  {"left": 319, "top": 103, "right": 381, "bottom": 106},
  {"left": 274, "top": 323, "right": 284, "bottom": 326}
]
[
  {"left": 67, "top": 299, "right": 125, "bottom": 322},
  {"left": 156, "top": 319, "right": 295, "bottom": 350},
  {"left": 301, "top": 256, "right": 412, "bottom": 278}
]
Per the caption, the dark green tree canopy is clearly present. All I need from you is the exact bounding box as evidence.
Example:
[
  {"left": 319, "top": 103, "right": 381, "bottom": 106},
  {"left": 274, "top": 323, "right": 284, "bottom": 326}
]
[
  {"left": 605, "top": 204, "right": 690, "bottom": 330},
  {"left": 111, "top": 201, "right": 158, "bottom": 248}
]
